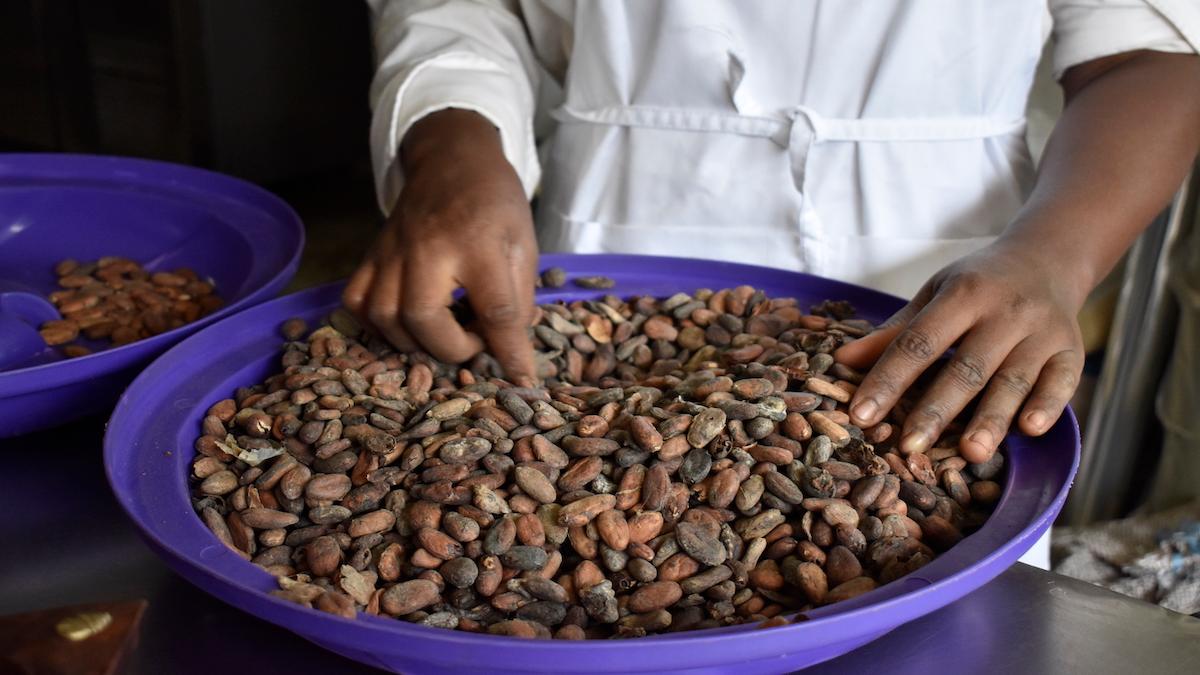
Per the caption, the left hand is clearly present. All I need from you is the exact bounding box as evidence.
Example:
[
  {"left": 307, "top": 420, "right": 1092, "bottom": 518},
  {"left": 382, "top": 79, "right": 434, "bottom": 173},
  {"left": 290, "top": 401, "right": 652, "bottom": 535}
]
[{"left": 835, "top": 241, "right": 1086, "bottom": 463}]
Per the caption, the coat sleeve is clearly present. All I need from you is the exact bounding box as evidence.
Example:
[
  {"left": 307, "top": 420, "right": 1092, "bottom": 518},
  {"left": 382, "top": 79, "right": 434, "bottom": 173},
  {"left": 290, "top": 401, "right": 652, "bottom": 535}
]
[
  {"left": 1049, "top": 0, "right": 1200, "bottom": 80},
  {"left": 367, "top": 0, "right": 542, "bottom": 213}
]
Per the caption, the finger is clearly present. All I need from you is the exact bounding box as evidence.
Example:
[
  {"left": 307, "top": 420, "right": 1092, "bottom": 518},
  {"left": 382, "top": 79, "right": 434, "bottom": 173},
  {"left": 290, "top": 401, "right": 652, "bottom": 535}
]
[
  {"left": 849, "top": 293, "right": 975, "bottom": 429},
  {"left": 1018, "top": 349, "right": 1083, "bottom": 436},
  {"left": 834, "top": 285, "right": 932, "bottom": 370},
  {"left": 506, "top": 238, "right": 539, "bottom": 378},
  {"left": 834, "top": 323, "right": 901, "bottom": 371},
  {"left": 402, "top": 261, "right": 484, "bottom": 364},
  {"left": 510, "top": 242, "right": 538, "bottom": 330},
  {"left": 899, "top": 322, "right": 1024, "bottom": 456},
  {"left": 841, "top": 279, "right": 935, "bottom": 402},
  {"left": 366, "top": 257, "right": 417, "bottom": 352},
  {"left": 959, "top": 338, "right": 1043, "bottom": 463},
  {"left": 463, "top": 253, "right": 536, "bottom": 381},
  {"left": 343, "top": 259, "right": 376, "bottom": 316}
]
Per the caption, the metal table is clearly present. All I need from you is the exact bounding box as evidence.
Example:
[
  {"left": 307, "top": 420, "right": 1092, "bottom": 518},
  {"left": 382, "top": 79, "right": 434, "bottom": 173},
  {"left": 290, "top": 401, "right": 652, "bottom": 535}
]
[{"left": 3, "top": 420, "right": 1198, "bottom": 674}]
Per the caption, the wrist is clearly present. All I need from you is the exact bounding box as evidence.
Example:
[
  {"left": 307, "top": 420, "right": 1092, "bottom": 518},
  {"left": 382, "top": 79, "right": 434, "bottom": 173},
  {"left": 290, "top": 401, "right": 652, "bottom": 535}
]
[
  {"left": 401, "top": 108, "right": 505, "bottom": 174},
  {"left": 989, "top": 228, "right": 1098, "bottom": 310}
]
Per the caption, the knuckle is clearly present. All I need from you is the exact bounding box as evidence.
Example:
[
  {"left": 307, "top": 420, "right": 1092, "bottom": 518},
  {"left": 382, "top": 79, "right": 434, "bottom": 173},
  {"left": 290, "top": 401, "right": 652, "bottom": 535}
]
[
  {"left": 1026, "top": 396, "right": 1065, "bottom": 416},
  {"left": 1053, "top": 365, "right": 1080, "bottom": 390},
  {"left": 864, "top": 367, "right": 904, "bottom": 399},
  {"left": 439, "top": 346, "right": 478, "bottom": 364},
  {"left": 1007, "top": 290, "right": 1033, "bottom": 315},
  {"left": 947, "top": 269, "right": 987, "bottom": 297},
  {"left": 945, "top": 352, "right": 988, "bottom": 390},
  {"left": 367, "top": 304, "right": 397, "bottom": 327},
  {"left": 478, "top": 301, "right": 523, "bottom": 326},
  {"left": 894, "top": 327, "right": 937, "bottom": 362},
  {"left": 911, "top": 402, "right": 947, "bottom": 430},
  {"left": 973, "top": 410, "right": 1010, "bottom": 435},
  {"left": 401, "top": 303, "right": 442, "bottom": 329},
  {"left": 992, "top": 369, "right": 1034, "bottom": 398},
  {"left": 1051, "top": 348, "right": 1089, "bottom": 386},
  {"left": 342, "top": 289, "right": 365, "bottom": 311}
]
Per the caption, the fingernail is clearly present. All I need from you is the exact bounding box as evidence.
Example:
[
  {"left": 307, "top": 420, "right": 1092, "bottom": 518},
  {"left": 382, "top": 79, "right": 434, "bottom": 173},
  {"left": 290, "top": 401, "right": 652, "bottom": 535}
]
[
  {"left": 969, "top": 429, "right": 994, "bottom": 450},
  {"left": 900, "top": 430, "right": 930, "bottom": 455},
  {"left": 1026, "top": 410, "right": 1048, "bottom": 432},
  {"left": 852, "top": 399, "right": 878, "bottom": 424}
]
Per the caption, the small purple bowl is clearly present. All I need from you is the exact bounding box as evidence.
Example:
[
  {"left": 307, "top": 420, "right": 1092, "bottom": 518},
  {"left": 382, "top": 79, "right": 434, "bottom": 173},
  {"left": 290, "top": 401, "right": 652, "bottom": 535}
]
[
  {"left": 0, "top": 154, "right": 304, "bottom": 437},
  {"left": 104, "top": 254, "right": 1078, "bottom": 674}
]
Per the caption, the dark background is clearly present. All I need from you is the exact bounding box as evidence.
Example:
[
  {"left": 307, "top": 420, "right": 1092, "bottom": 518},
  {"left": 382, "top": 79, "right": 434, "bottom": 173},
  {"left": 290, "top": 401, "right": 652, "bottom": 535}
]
[{"left": 0, "top": 0, "right": 382, "bottom": 288}]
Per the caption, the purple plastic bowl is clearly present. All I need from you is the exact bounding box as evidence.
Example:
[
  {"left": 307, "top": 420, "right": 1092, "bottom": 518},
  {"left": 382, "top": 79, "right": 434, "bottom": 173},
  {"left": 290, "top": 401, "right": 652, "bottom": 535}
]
[
  {"left": 0, "top": 153, "right": 304, "bottom": 437},
  {"left": 104, "top": 254, "right": 1079, "bottom": 674}
]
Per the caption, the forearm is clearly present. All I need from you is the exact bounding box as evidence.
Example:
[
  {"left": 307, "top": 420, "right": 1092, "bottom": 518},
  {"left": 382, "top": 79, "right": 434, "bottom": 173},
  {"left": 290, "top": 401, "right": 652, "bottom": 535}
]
[{"left": 999, "top": 51, "right": 1200, "bottom": 305}]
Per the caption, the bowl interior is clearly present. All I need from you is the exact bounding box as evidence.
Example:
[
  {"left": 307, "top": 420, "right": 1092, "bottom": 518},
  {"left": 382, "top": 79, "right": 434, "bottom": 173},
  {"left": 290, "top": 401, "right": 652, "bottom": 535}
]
[
  {"left": 0, "top": 153, "right": 303, "bottom": 380},
  {"left": 105, "top": 255, "right": 1079, "bottom": 673},
  {"left": 0, "top": 185, "right": 254, "bottom": 300}
]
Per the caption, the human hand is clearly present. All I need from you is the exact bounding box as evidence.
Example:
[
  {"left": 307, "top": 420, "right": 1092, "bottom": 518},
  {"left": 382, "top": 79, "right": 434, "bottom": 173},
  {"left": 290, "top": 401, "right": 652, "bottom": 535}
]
[
  {"left": 835, "top": 242, "right": 1086, "bottom": 463},
  {"left": 343, "top": 109, "right": 537, "bottom": 381}
]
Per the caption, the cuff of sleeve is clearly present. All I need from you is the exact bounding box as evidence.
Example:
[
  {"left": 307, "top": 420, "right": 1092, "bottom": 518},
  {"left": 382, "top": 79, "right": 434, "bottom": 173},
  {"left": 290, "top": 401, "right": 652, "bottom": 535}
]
[
  {"left": 371, "top": 52, "right": 541, "bottom": 214},
  {"left": 1052, "top": 1, "right": 1198, "bottom": 79}
]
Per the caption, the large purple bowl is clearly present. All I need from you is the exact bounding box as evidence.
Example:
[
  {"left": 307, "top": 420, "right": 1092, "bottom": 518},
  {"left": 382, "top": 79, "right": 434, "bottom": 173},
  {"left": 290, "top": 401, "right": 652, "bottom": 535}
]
[
  {"left": 104, "top": 254, "right": 1079, "bottom": 674},
  {"left": 0, "top": 154, "right": 304, "bottom": 437}
]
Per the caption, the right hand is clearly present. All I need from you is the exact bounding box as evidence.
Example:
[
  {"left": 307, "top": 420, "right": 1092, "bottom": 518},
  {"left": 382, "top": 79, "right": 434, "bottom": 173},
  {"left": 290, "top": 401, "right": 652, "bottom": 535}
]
[{"left": 343, "top": 109, "right": 538, "bottom": 381}]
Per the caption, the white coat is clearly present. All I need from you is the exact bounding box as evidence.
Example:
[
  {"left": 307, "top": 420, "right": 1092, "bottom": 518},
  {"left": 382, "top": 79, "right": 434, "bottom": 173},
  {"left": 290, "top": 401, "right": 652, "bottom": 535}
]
[
  {"left": 367, "top": 0, "right": 1198, "bottom": 299},
  {"left": 367, "top": 1, "right": 1199, "bottom": 568}
]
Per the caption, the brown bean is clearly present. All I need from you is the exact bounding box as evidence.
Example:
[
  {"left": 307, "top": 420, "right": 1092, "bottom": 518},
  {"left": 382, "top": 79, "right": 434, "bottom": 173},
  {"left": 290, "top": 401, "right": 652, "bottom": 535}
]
[
  {"left": 417, "top": 527, "right": 463, "bottom": 560},
  {"left": 595, "top": 509, "right": 630, "bottom": 551},
  {"left": 305, "top": 474, "right": 352, "bottom": 502},
  {"left": 516, "top": 512, "right": 546, "bottom": 546},
  {"left": 807, "top": 412, "right": 849, "bottom": 445},
  {"left": 629, "top": 416, "right": 664, "bottom": 452},
  {"left": 629, "top": 581, "right": 683, "bottom": 613},
  {"left": 241, "top": 508, "right": 299, "bottom": 529},
  {"left": 970, "top": 480, "right": 1002, "bottom": 505},
  {"left": 657, "top": 553, "right": 701, "bottom": 582},
  {"left": 515, "top": 465, "right": 558, "bottom": 504},
  {"left": 558, "top": 494, "right": 616, "bottom": 527},
  {"left": 306, "top": 536, "right": 342, "bottom": 577},
  {"left": 824, "top": 576, "right": 877, "bottom": 604},
  {"left": 381, "top": 579, "right": 440, "bottom": 616},
  {"left": 687, "top": 408, "right": 727, "bottom": 448},
  {"left": 348, "top": 510, "right": 396, "bottom": 538}
]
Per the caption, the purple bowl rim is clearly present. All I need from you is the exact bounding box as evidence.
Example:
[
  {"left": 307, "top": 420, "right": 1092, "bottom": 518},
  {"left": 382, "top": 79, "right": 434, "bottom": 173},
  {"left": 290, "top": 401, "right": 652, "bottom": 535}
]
[
  {"left": 0, "top": 152, "right": 305, "bottom": 390},
  {"left": 103, "top": 256, "right": 1080, "bottom": 661}
]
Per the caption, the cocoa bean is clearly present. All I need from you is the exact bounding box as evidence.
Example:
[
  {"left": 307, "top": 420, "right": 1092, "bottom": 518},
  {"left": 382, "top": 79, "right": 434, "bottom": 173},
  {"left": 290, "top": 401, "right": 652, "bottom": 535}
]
[
  {"left": 306, "top": 536, "right": 342, "bottom": 577},
  {"left": 381, "top": 579, "right": 440, "bottom": 616},
  {"left": 629, "top": 581, "right": 683, "bottom": 613},
  {"left": 825, "top": 545, "right": 863, "bottom": 586},
  {"left": 595, "top": 509, "right": 630, "bottom": 551},
  {"left": 515, "top": 466, "right": 558, "bottom": 504},
  {"left": 417, "top": 527, "right": 463, "bottom": 560},
  {"left": 675, "top": 520, "right": 727, "bottom": 566},
  {"left": 687, "top": 408, "right": 727, "bottom": 448},
  {"left": 824, "top": 576, "right": 877, "bottom": 604},
  {"left": 502, "top": 545, "right": 549, "bottom": 571},
  {"left": 241, "top": 508, "right": 299, "bottom": 529},
  {"left": 440, "top": 437, "right": 492, "bottom": 464},
  {"left": 790, "top": 562, "right": 827, "bottom": 604}
]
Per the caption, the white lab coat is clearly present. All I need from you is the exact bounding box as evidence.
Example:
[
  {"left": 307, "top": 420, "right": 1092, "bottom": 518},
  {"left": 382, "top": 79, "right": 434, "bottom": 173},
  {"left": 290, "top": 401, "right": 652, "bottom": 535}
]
[{"left": 367, "top": 0, "right": 1199, "bottom": 568}]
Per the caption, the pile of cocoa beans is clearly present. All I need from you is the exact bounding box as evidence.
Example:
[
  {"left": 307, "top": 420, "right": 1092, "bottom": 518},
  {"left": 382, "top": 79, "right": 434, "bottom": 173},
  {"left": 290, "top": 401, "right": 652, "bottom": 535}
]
[
  {"left": 39, "top": 257, "right": 223, "bottom": 356},
  {"left": 190, "top": 284, "right": 1003, "bottom": 639}
]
